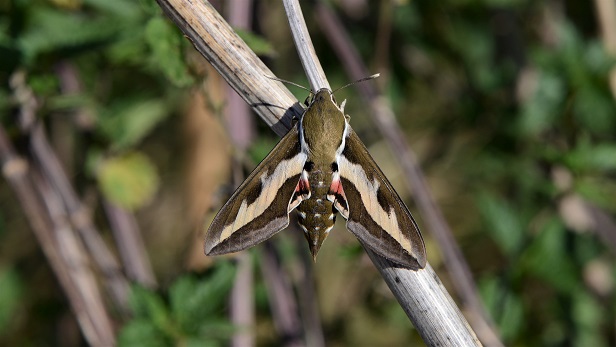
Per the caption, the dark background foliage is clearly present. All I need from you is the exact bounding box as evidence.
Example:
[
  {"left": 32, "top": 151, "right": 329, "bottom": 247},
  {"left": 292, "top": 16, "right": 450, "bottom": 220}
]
[{"left": 0, "top": 0, "right": 614, "bottom": 346}]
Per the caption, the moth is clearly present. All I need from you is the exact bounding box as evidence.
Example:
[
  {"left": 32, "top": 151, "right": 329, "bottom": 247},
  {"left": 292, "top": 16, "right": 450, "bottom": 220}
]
[{"left": 204, "top": 86, "right": 426, "bottom": 269}]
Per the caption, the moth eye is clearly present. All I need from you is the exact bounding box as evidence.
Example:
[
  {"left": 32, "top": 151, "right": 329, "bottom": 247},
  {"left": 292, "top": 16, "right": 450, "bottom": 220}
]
[
  {"left": 331, "top": 162, "right": 338, "bottom": 172},
  {"left": 304, "top": 161, "right": 315, "bottom": 172}
]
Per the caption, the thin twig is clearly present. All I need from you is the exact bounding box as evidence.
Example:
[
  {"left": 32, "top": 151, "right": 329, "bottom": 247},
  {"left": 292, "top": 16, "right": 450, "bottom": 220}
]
[
  {"left": 261, "top": 242, "right": 305, "bottom": 347},
  {"left": 583, "top": 201, "right": 616, "bottom": 253},
  {"left": 283, "top": 0, "right": 329, "bottom": 91},
  {"left": 313, "top": 2, "right": 503, "bottom": 346},
  {"left": 292, "top": 229, "right": 326, "bottom": 347},
  {"left": 103, "top": 200, "right": 158, "bottom": 288}
]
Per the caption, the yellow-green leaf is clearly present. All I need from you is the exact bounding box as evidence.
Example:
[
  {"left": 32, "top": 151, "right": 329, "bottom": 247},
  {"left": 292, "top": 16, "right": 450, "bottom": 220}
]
[{"left": 98, "top": 152, "right": 159, "bottom": 210}]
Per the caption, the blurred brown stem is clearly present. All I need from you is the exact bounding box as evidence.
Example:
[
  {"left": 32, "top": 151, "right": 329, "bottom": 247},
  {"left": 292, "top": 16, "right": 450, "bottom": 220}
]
[
  {"left": 227, "top": 152, "right": 256, "bottom": 347},
  {"left": 594, "top": 0, "right": 616, "bottom": 99},
  {"left": 292, "top": 228, "right": 326, "bottom": 347},
  {"left": 29, "top": 119, "right": 131, "bottom": 311},
  {"left": 103, "top": 200, "right": 158, "bottom": 288},
  {"left": 225, "top": 0, "right": 256, "bottom": 153},
  {"left": 32, "top": 170, "right": 116, "bottom": 346},
  {"left": 225, "top": 3, "right": 257, "bottom": 345},
  {"left": 230, "top": 252, "right": 254, "bottom": 347},
  {"left": 57, "top": 61, "right": 157, "bottom": 290},
  {"left": 0, "top": 126, "right": 115, "bottom": 346},
  {"left": 261, "top": 242, "right": 305, "bottom": 347},
  {"left": 584, "top": 201, "right": 616, "bottom": 253},
  {"left": 10, "top": 71, "right": 131, "bottom": 312}
]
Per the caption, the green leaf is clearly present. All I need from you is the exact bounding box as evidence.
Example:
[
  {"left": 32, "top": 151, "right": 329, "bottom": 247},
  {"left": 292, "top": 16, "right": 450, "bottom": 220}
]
[
  {"left": 575, "top": 177, "right": 616, "bottom": 210},
  {"left": 196, "top": 320, "right": 236, "bottom": 341},
  {"left": 498, "top": 290, "right": 524, "bottom": 341},
  {"left": 248, "top": 137, "right": 277, "bottom": 164},
  {"left": 106, "top": 30, "right": 148, "bottom": 65},
  {"left": 0, "top": 89, "right": 12, "bottom": 115},
  {"left": 82, "top": 0, "right": 141, "bottom": 19},
  {"left": 119, "top": 264, "right": 235, "bottom": 346},
  {"left": 572, "top": 292, "right": 607, "bottom": 347},
  {"left": 518, "top": 71, "right": 565, "bottom": 135},
  {"left": 235, "top": 29, "right": 276, "bottom": 56},
  {"left": 18, "top": 7, "right": 119, "bottom": 63},
  {"left": 481, "top": 277, "right": 524, "bottom": 341},
  {"left": 565, "top": 142, "right": 616, "bottom": 172},
  {"left": 183, "top": 338, "right": 219, "bottom": 347},
  {"left": 521, "top": 218, "right": 579, "bottom": 293},
  {"left": 128, "top": 286, "right": 178, "bottom": 337},
  {"left": 482, "top": 0, "right": 525, "bottom": 6},
  {"left": 446, "top": 21, "right": 497, "bottom": 91},
  {"left": 558, "top": 23, "right": 588, "bottom": 87},
  {"left": 97, "top": 152, "right": 159, "bottom": 209},
  {"left": 47, "top": 92, "right": 94, "bottom": 111},
  {"left": 28, "top": 73, "right": 59, "bottom": 97},
  {"left": 97, "top": 99, "right": 170, "bottom": 150},
  {"left": 392, "top": 3, "right": 420, "bottom": 35},
  {"left": 583, "top": 41, "right": 615, "bottom": 77},
  {"left": 476, "top": 192, "right": 525, "bottom": 256},
  {"left": 118, "top": 320, "right": 170, "bottom": 347},
  {"left": 145, "top": 17, "right": 194, "bottom": 87},
  {"left": 572, "top": 87, "right": 616, "bottom": 136},
  {"left": 0, "top": 267, "right": 22, "bottom": 334},
  {"left": 170, "top": 262, "right": 235, "bottom": 335}
]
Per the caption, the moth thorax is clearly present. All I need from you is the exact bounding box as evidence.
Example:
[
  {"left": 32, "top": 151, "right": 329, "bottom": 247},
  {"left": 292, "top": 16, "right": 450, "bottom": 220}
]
[{"left": 301, "top": 93, "right": 346, "bottom": 159}]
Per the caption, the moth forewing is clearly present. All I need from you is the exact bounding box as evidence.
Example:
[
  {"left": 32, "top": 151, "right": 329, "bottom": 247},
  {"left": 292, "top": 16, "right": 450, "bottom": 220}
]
[{"left": 204, "top": 126, "right": 307, "bottom": 255}]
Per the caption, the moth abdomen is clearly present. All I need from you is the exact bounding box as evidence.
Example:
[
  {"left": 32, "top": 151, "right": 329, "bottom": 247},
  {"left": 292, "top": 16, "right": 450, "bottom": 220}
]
[{"left": 296, "top": 168, "right": 336, "bottom": 260}]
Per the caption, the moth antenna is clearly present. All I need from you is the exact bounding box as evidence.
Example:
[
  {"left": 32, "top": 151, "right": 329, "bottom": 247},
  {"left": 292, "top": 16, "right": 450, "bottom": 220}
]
[
  {"left": 332, "top": 73, "right": 380, "bottom": 94},
  {"left": 266, "top": 76, "right": 311, "bottom": 93}
]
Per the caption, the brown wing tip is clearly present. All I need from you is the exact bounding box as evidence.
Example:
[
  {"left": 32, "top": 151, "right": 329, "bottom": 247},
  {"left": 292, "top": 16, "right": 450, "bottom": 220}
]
[
  {"left": 204, "top": 238, "right": 234, "bottom": 256},
  {"left": 394, "top": 245, "right": 427, "bottom": 270},
  {"left": 203, "top": 243, "right": 218, "bottom": 256},
  {"left": 384, "top": 253, "right": 426, "bottom": 271}
]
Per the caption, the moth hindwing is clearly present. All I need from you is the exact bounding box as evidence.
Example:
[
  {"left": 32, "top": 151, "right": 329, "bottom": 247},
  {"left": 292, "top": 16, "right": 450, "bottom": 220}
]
[{"left": 204, "top": 88, "right": 427, "bottom": 269}]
